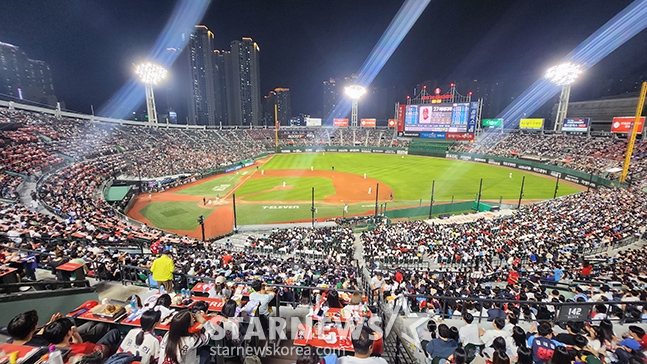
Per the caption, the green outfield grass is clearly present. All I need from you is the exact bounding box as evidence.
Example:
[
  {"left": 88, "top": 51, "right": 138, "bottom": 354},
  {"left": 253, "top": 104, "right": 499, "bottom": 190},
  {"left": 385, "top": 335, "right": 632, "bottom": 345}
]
[
  {"left": 140, "top": 153, "right": 584, "bottom": 230},
  {"left": 259, "top": 153, "right": 580, "bottom": 201},
  {"left": 173, "top": 170, "right": 250, "bottom": 197},
  {"left": 140, "top": 201, "right": 212, "bottom": 230},
  {"left": 235, "top": 177, "right": 335, "bottom": 201},
  {"left": 234, "top": 201, "right": 378, "bottom": 225}
]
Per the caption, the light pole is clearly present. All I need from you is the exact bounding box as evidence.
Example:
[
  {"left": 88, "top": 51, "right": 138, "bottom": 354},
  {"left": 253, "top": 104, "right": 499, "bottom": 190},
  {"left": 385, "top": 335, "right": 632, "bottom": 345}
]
[
  {"left": 345, "top": 85, "right": 366, "bottom": 144},
  {"left": 545, "top": 63, "right": 582, "bottom": 131},
  {"left": 136, "top": 62, "right": 167, "bottom": 125}
]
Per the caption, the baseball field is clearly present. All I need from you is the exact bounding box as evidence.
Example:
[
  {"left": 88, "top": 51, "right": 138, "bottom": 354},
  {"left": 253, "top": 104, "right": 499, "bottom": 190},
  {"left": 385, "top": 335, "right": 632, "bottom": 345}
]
[{"left": 126, "top": 153, "right": 584, "bottom": 239}]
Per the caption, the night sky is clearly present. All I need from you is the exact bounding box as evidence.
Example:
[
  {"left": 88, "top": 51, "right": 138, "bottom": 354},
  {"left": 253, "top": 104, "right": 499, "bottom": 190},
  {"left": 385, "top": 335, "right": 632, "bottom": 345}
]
[{"left": 1, "top": 0, "right": 646, "bottom": 117}]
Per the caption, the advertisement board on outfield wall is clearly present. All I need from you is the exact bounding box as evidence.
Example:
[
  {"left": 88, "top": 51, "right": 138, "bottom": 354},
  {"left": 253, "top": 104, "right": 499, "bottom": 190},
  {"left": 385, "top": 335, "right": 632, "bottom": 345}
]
[
  {"left": 360, "top": 118, "right": 377, "bottom": 127},
  {"left": 306, "top": 117, "right": 322, "bottom": 127},
  {"left": 333, "top": 118, "right": 348, "bottom": 127},
  {"left": 388, "top": 119, "right": 397, "bottom": 128},
  {"left": 562, "top": 118, "right": 590, "bottom": 132},
  {"left": 278, "top": 146, "right": 407, "bottom": 155},
  {"left": 419, "top": 132, "right": 446, "bottom": 139},
  {"left": 482, "top": 118, "right": 503, "bottom": 127},
  {"left": 444, "top": 152, "right": 625, "bottom": 189},
  {"left": 611, "top": 117, "right": 645, "bottom": 133},
  {"left": 446, "top": 132, "right": 475, "bottom": 140},
  {"left": 519, "top": 118, "right": 544, "bottom": 130},
  {"left": 397, "top": 131, "right": 420, "bottom": 137}
]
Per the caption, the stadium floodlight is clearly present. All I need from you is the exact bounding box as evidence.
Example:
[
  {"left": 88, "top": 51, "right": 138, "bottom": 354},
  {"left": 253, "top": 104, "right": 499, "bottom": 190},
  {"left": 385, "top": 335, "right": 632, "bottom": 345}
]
[
  {"left": 545, "top": 63, "right": 582, "bottom": 86},
  {"left": 345, "top": 85, "right": 366, "bottom": 132},
  {"left": 546, "top": 63, "right": 582, "bottom": 131},
  {"left": 345, "top": 85, "right": 366, "bottom": 100},
  {"left": 345, "top": 85, "right": 366, "bottom": 144},
  {"left": 135, "top": 62, "right": 167, "bottom": 124}
]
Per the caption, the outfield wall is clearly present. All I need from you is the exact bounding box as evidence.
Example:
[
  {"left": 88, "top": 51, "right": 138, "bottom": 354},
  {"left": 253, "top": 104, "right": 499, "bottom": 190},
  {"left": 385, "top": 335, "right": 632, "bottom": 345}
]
[
  {"left": 444, "top": 152, "right": 623, "bottom": 189},
  {"left": 276, "top": 146, "right": 408, "bottom": 154}
]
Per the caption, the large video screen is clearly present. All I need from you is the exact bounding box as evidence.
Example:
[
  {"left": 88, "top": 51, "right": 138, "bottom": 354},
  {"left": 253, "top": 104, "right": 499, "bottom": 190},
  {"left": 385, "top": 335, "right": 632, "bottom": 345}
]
[
  {"left": 404, "top": 103, "right": 471, "bottom": 132},
  {"left": 562, "top": 118, "right": 589, "bottom": 132}
]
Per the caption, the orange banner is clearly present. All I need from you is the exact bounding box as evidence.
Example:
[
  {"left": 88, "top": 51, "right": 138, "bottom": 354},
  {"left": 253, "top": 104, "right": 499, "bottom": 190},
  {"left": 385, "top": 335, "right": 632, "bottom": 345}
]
[
  {"left": 333, "top": 118, "right": 348, "bottom": 127},
  {"left": 388, "top": 119, "right": 397, "bottom": 128},
  {"left": 360, "top": 118, "right": 376, "bottom": 127},
  {"left": 611, "top": 117, "right": 645, "bottom": 133}
]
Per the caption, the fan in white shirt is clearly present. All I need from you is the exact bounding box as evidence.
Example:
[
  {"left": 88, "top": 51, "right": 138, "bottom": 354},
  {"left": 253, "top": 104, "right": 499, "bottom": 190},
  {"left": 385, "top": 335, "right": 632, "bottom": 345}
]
[{"left": 118, "top": 310, "right": 162, "bottom": 364}]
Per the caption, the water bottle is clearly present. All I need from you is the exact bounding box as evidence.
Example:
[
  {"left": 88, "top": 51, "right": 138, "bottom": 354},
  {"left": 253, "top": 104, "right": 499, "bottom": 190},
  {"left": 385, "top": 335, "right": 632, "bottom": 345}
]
[
  {"left": 160, "top": 285, "right": 166, "bottom": 295},
  {"left": 130, "top": 295, "right": 138, "bottom": 313},
  {"left": 48, "top": 345, "right": 64, "bottom": 364}
]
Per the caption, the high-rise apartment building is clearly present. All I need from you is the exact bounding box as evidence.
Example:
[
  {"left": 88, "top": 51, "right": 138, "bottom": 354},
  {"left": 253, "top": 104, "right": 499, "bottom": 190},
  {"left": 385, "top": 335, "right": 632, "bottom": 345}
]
[
  {"left": 181, "top": 28, "right": 261, "bottom": 126},
  {"left": 226, "top": 38, "right": 261, "bottom": 126},
  {"left": 264, "top": 88, "right": 291, "bottom": 125},
  {"left": 0, "top": 41, "right": 56, "bottom": 106},
  {"left": 185, "top": 25, "right": 217, "bottom": 125},
  {"left": 323, "top": 78, "right": 339, "bottom": 120},
  {"left": 322, "top": 75, "right": 357, "bottom": 123},
  {"left": 212, "top": 50, "right": 228, "bottom": 125}
]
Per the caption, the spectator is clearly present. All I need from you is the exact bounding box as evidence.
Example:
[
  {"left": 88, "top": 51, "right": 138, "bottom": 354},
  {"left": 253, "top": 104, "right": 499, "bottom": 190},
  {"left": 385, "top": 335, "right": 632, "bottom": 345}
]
[
  {"left": 426, "top": 324, "right": 458, "bottom": 360},
  {"left": 5, "top": 310, "right": 52, "bottom": 346},
  {"left": 338, "top": 326, "right": 387, "bottom": 364},
  {"left": 117, "top": 310, "right": 162, "bottom": 364},
  {"left": 459, "top": 313, "right": 482, "bottom": 346},
  {"left": 529, "top": 322, "right": 556, "bottom": 364},
  {"left": 43, "top": 318, "right": 121, "bottom": 358},
  {"left": 249, "top": 280, "right": 276, "bottom": 333},
  {"left": 151, "top": 250, "right": 175, "bottom": 293},
  {"left": 480, "top": 318, "right": 510, "bottom": 349},
  {"left": 159, "top": 311, "right": 215, "bottom": 364}
]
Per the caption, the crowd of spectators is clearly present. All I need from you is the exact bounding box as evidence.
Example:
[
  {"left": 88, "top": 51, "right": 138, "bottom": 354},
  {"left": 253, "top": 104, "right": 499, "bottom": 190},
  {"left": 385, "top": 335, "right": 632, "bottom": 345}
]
[
  {"left": 363, "top": 187, "right": 647, "bottom": 311},
  {"left": 0, "top": 173, "right": 22, "bottom": 200},
  {"left": 450, "top": 132, "right": 647, "bottom": 184}
]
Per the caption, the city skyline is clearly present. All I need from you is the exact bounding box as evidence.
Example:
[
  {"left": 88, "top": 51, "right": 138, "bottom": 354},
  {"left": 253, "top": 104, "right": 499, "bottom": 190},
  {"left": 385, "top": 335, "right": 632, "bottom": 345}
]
[{"left": 0, "top": 1, "right": 646, "bottom": 120}]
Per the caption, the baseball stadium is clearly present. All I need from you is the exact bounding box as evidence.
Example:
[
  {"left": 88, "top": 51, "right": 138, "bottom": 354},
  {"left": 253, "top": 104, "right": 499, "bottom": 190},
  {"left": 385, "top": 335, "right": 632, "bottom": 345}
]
[{"left": 2, "top": 2, "right": 647, "bottom": 364}]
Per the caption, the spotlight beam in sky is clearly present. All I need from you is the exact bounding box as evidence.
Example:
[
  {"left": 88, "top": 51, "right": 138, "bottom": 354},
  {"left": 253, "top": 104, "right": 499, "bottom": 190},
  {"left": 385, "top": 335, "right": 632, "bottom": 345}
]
[
  {"left": 496, "top": 0, "right": 647, "bottom": 129},
  {"left": 98, "top": 0, "right": 211, "bottom": 119},
  {"left": 325, "top": 0, "right": 431, "bottom": 124}
]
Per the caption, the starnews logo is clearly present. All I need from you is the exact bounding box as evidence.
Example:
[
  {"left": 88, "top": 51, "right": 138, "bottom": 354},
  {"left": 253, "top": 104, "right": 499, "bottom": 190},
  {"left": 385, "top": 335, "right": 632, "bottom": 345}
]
[
  {"left": 205, "top": 301, "right": 428, "bottom": 355},
  {"left": 210, "top": 343, "right": 346, "bottom": 358},
  {"left": 210, "top": 316, "right": 386, "bottom": 342}
]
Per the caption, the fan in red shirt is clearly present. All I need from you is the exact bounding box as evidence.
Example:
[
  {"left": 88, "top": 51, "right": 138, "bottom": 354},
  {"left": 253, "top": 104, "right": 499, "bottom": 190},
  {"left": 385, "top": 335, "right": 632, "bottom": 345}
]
[
  {"left": 507, "top": 270, "right": 520, "bottom": 285},
  {"left": 43, "top": 318, "right": 121, "bottom": 358},
  {"left": 395, "top": 270, "right": 403, "bottom": 284},
  {"left": 150, "top": 240, "right": 163, "bottom": 255}
]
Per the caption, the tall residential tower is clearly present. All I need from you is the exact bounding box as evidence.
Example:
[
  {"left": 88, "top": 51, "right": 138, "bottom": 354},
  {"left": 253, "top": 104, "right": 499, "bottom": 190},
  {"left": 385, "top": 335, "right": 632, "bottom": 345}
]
[
  {"left": 185, "top": 25, "right": 217, "bottom": 125},
  {"left": 226, "top": 38, "right": 262, "bottom": 126},
  {"left": 0, "top": 41, "right": 56, "bottom": 106}
]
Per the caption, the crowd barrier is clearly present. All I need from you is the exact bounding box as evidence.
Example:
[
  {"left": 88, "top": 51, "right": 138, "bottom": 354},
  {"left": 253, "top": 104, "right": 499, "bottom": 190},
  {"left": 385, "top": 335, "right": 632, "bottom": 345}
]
[{"left": 397, "top": 293, "right": 647, "bottom": 325}]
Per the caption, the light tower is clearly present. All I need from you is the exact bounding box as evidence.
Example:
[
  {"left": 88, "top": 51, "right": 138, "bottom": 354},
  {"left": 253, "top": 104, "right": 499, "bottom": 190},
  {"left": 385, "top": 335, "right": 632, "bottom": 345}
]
[
  {"left": 136, "top": 62, "right": 167, "bottom": 124},
  {"left": 546, "top": 63, "right": 582, "bottom": 131},
  {"left": 345, "top": 85, "right": 366, "bottom": 128}
]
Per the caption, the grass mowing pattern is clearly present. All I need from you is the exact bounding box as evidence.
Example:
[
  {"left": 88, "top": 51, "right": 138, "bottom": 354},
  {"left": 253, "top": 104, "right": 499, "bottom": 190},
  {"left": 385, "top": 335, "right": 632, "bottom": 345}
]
[
  {"left": 173, "top": 171, "right": 248, "bottom": 197},
  {"left": 235, "top": 177, "right": 335, "bottom": 201},
  {"left": 260, "top": 154, "right": 580, "bottom": 201},
  {"left": 140, "top": 201, "right": 211, "bottom": 230},
  {"left": 140, "top": 153, "right": 584, "bottom": 228}
]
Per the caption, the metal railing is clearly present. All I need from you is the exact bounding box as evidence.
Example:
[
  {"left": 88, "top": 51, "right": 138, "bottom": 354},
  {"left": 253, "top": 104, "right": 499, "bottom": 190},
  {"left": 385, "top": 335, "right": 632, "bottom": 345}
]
[{"left": 397, "top": 293, "right": 647, "bottom": 325}]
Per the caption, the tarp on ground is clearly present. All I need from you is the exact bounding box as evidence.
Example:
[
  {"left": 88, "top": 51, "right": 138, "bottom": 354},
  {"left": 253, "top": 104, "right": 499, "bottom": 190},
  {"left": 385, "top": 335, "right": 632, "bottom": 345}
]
[{"left": 105, "top": 185, "right": 132, "bottom": 201}]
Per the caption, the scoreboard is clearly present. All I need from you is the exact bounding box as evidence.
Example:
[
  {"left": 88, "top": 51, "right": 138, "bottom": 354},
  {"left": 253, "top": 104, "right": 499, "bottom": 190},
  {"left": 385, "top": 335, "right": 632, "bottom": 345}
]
[{"left": 404, "top": 103, "right": 474, "bottom": 133}]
